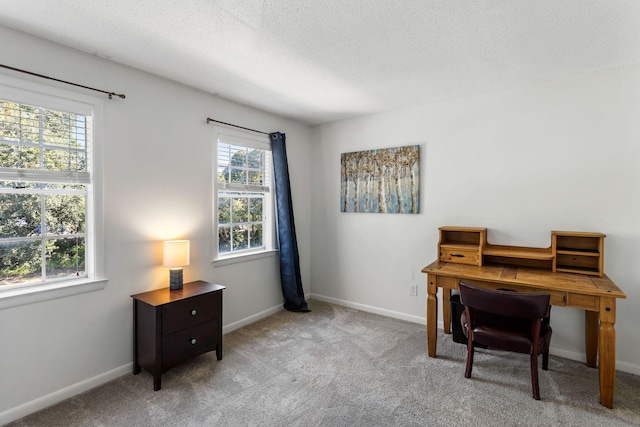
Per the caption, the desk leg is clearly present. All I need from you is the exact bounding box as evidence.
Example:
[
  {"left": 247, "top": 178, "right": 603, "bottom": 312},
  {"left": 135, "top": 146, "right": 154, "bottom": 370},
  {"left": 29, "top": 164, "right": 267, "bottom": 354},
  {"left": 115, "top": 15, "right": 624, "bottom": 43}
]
[
  {"left": 585, "top": 310, "right": 599, "bottom": 368},
  {"left": 443, "top": 288, "right": 451, "bottom": 334},
  {"left": 598, "top": 297, "right": 617, "bottom": 409},
  {"left": 427, "top": 274, "right": 438, "bottom": 358}
]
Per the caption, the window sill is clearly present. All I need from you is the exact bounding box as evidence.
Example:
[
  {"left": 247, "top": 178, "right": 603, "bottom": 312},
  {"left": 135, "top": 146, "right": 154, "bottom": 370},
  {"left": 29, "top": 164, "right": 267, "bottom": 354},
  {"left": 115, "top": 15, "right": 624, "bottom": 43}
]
[
  {"left": 0, "top": 277, "right": 108, "bottom": 310},
  {"left": 213, "top": 249, "right": 277, "bottom": 267}
]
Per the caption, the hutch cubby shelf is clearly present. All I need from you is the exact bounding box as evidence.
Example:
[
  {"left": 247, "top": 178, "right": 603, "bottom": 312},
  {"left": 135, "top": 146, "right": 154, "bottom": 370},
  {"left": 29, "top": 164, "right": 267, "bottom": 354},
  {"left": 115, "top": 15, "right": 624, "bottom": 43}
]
[
  {"left": 438, "top": 227, "right": 605, "bottom": 276},
  {"left": 552, "top": 231, "right": 605, "bottom": 276}
]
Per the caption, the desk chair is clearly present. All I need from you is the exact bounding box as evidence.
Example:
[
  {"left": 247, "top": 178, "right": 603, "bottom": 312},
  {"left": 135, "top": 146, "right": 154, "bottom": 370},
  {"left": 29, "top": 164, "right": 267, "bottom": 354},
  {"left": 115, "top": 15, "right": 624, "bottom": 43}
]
[{"left": 458, "top": 282, "right": 552, "bottom": 400}]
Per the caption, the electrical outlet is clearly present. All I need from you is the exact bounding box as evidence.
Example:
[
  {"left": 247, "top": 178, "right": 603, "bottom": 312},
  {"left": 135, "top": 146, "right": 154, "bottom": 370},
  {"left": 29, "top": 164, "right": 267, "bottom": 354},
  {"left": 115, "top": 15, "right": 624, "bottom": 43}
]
[{"left": 409, "top": 283, "right": 418, "bottom": 297}]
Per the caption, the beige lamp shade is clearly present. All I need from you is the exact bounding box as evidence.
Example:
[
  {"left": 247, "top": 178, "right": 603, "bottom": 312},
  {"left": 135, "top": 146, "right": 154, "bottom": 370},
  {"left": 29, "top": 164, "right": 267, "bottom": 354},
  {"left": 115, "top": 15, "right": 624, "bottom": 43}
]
[{"left": 163, "top": 240, "right": 190, "bottom": 267}]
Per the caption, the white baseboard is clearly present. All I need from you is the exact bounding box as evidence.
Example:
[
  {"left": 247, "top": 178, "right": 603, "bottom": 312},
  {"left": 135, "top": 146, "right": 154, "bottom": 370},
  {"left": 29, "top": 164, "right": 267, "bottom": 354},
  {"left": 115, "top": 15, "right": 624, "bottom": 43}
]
[
  {"left": 222, "top": 303, "right": 283, "bottom": 334},
  {"left": 309, "top": 293, "right": 640, "bottom": 377},
  {"left": 614, "top": 359, "right": 640, "bottom": 376},
  {"left": 309, "top": 293, "right": 426, "bottom": 325},
  {"left": 0, "top": 363, "right": 131, "bottom": 426},
  {"left": 548, "top": 347, "right": 640, "bottom": 376}
]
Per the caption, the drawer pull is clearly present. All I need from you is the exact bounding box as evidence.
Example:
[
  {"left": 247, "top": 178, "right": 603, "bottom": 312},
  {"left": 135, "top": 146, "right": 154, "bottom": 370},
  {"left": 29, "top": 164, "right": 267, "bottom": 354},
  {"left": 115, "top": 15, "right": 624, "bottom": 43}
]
[
  {"left": 451, "top": 253, "right": 465, "bottom": 258},
  {"left": 191, "top": 309, "right": 197, "bottom": 316},
  {"left": 191, "top": 338, "right": 197, "bottom": 345}
]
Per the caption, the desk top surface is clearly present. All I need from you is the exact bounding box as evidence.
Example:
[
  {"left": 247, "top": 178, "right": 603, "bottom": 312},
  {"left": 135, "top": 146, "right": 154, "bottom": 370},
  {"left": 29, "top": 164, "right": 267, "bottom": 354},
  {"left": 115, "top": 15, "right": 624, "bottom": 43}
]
[{"left": 422, "top": 260, "right": 626, "bottom": 299}]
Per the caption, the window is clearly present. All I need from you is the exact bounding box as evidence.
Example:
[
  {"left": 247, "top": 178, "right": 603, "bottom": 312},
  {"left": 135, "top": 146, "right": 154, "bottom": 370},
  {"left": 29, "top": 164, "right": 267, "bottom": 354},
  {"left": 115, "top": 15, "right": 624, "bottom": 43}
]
[
  {"left": 0, "top": 80, "right": 101, "bottom": 293},
  {"left": 214, "top": 128, "right": 274, "bottom": 261}
]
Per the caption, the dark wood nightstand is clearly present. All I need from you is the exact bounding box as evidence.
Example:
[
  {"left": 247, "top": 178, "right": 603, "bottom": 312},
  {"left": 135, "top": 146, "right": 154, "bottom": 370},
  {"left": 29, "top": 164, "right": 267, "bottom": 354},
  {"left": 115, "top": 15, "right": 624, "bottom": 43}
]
[{"left": 131, "top": 280, "right": 225, "bottom": 390}]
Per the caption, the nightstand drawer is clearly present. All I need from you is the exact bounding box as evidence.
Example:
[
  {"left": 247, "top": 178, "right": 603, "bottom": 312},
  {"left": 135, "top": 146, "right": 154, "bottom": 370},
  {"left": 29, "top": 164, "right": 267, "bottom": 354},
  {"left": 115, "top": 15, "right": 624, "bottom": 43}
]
[
  {"left": 162, "top": 320, "right": 218, "bottom": 370},
  {"left": 162, "top": 292, "right": 221, "bottom": 336}
]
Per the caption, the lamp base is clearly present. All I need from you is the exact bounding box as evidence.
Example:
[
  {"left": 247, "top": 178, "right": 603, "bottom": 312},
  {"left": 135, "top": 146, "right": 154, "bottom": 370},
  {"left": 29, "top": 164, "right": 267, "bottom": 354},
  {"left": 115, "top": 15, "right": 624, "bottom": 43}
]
[{"left": 169, "top": 268, "right": 183, "bottom": 290}]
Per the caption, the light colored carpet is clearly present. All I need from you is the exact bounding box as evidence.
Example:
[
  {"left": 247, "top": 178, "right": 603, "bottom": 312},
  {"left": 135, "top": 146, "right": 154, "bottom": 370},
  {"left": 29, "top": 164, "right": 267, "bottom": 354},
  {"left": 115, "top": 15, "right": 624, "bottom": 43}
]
[{"left": 7, "top": 300, "right": 640, "bottom": 426}]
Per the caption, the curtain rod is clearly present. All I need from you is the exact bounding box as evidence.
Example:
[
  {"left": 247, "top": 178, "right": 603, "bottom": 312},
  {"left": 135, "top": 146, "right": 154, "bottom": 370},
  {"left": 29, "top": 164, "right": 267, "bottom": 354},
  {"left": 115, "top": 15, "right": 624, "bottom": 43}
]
[
  {"left": 206, "top": 117, "right": 270, "bottom": 135},
  {"left": 0, "top": 64, "right": 126, "bottom": 99}
]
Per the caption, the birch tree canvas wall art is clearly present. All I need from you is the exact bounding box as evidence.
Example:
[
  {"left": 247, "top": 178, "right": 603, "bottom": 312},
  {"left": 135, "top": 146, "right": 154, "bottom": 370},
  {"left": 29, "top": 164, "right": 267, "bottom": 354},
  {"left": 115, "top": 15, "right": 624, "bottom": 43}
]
[{"left": 340, "top": 145, "right": 420, "bottom": 214}]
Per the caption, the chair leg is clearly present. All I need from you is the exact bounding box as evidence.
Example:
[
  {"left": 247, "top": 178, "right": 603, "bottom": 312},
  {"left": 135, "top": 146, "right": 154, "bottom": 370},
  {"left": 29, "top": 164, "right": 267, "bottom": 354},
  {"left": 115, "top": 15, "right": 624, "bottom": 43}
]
[
  {"left": 465, "top": 336, "right": 474, "bottom": 378},
  {"left": 530, "top": 353, "right": 540, "bottom": 400},
  {"left": 542, "top": 348, "right": 549, "bottom": 371}
]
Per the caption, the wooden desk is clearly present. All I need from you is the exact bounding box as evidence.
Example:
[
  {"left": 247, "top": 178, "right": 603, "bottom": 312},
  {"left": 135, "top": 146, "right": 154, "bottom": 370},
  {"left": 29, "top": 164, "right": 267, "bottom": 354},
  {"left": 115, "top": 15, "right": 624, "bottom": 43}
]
[{"left": 422, "top": 260, "right": 626, "bottom": 408}]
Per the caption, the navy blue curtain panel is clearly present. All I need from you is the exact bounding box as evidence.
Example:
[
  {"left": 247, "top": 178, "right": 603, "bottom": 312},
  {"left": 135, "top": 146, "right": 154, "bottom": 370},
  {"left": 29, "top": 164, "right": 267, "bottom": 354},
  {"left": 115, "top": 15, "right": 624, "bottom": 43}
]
[{"left": 270, "top": 132, "right": 310, "bottom": 312}]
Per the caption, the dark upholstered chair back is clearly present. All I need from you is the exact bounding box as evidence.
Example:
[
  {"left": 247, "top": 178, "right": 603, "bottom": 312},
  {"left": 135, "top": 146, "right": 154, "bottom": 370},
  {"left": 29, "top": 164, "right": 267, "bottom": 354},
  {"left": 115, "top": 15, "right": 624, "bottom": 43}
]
[{"left": 459, "top": 282, "right": 550, "bottom": 319}]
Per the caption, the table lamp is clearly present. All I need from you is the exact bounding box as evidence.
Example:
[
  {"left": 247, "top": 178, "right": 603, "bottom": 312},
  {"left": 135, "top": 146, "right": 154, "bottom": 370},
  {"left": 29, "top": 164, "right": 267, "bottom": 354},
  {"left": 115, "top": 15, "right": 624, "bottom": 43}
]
[{"left": 163, "top": 240, "right": 190, "bottom": 290}]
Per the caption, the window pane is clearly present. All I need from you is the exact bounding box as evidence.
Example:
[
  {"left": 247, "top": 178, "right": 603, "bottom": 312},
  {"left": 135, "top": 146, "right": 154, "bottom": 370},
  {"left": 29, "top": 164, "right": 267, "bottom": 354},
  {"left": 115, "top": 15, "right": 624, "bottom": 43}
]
[
  {"left": 44, "top": 147, "right": 87, "bottom": 172},
  {"left": 248, "top": 197, "right": 262, "bottom": 222},
  {"left": 230, "top": 147, "right": 246, "bottom": 166},
  {"left": 44, "top": 148, "right": 69, "bottom": 171},
  {"left": 45, "top": 194, "right": 86, "bottom": 235},
  {"left": 232, "top": 224, "right": 248, "bottom": 250},
  {"left": 18, "top": 146, "right": 40, "bottom": 169},
  {"left": 73, "top": 116, "right": 87, "bottom": 150},
  {"left": 0, "top": 101, "right": 20, "bottom": 142},
  {"left": 250, "top": 224, "right": 263, "bottom": 248},
  {"left": 218, "top": 226, "right": 231, "bottom": 253},
  {"left": 43, "top": 111, "right": 69, "bottom": 146},
  {"left": 247, "top": 148, "right": 263, "bottom": 168},
  {"left": 0, "top": 240, "right": 42, "bottom": 285},
  {"left": 1, "top": 101, "right": 88, "bottom": 172},
  {"left": 218, "top": 197, "right": 231, "bottom": 224},
  {"left": 233, "top": 197, "right": 248, "bottom": 222},
  {"left": 19, "top": 105, "right": 41, "bottom": 144},
  {"left": 0, "top": 193, "right": 41, "bottom": 238},
  {"left": 0, "top": 144, "right": 39, "bottom": 169},
  {"left": 230, "top": 167, "right": 245, "bottom": 184},
  {"left": 0, "top": 144, "right": 19, "bottom": 167},
  {"left": 248, "top": 171, "right": 262, "bottom": 185},
  {"left": 229, "top": 147, "right": 249, "bottom": 184},
  {"left": 45, "top": 237, "right": 85, "bottom": 280},
  {"left": 218, "top": 143, "right": 231, "bottom": 183},
  {"left": 43, "top": 110, "right": 87, "bottom": 148}
]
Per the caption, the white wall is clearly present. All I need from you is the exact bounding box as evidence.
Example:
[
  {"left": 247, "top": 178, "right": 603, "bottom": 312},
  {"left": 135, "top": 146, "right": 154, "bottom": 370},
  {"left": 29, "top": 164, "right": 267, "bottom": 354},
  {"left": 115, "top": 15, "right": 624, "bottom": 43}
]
[
  {"left": 310, "top": 64, "right": 640, "bottom": 374},
  {"left": 0, "top": 25, "right": 312, "bottom": 422}
]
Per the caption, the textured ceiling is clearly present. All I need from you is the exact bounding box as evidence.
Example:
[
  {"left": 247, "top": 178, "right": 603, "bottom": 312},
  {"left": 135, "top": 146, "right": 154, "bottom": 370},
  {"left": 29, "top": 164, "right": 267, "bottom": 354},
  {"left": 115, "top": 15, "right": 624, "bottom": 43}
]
[{"left": 0, "top": 1, "right": 639, "bottom": 124}]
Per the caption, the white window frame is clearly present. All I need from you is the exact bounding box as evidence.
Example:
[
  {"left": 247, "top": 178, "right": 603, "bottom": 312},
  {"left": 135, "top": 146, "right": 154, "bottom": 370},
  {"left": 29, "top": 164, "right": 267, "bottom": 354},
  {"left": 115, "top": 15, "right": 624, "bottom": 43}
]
[
  {"left": 0, "top": 75, "right": 106, "bottom": 309},
  {"left": 212, "top": 126, "right": 276, "bottom": 265}
]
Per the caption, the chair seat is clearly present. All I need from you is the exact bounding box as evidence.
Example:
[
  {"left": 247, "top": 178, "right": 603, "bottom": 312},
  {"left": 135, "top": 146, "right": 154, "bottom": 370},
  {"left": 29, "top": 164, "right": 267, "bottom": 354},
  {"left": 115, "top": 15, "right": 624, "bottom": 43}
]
[{"left": 461, "top": 312, "right": 551, "bottom": 354}]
